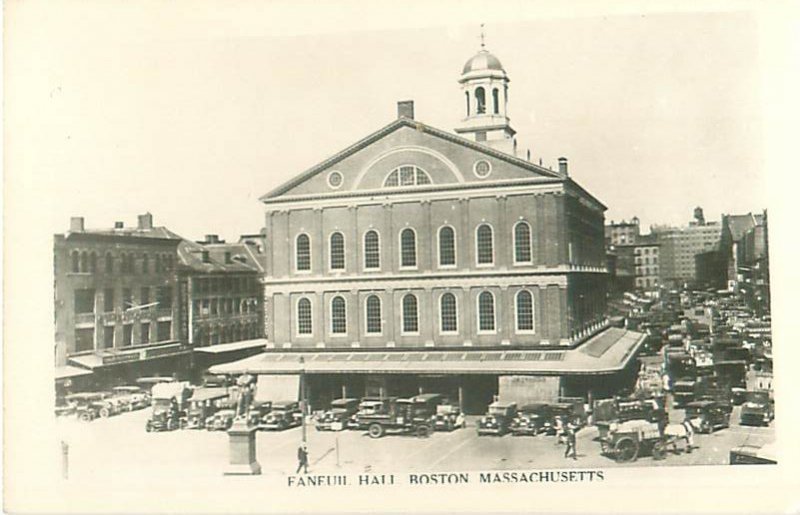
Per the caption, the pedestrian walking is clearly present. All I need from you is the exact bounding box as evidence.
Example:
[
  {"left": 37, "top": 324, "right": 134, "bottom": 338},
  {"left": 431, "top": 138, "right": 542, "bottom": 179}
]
[
  {"left": 296, "top": 444, "right": 309, "bottom": 474},
  {"left": 682, "top": 419, "right": 695, "bottom": 453},
  {"left": 564, "top": 422, "right": 577, "bottom": 460},
  {"left": 554, "top": 416, "right": 565, "bottom": 445}
]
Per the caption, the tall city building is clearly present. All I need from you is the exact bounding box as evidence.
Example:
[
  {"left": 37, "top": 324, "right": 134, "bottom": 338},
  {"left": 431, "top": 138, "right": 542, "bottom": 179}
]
[{"left": 652, "top": 208, "right": 721, "bottom": 288}]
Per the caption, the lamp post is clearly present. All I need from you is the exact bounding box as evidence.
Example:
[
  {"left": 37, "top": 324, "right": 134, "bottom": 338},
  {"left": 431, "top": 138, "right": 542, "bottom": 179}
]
[{"left": 300, "top": 356, "right": 307, "bottom": 446}]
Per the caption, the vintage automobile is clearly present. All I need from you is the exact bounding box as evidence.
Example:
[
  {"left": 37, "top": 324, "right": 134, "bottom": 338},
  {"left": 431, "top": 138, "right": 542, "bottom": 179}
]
[
  {"left": 477, "top": 401, "right": 518, "bottom": 436},
  {"left": 348, "top": 397, "right": 395, "bottom": 430},
  {"left": 358, "top": 397, "right": 435, "bottom": 438},
  {"left": 111, "top": 385, "right": 151, "bottom": 411},
  {"left": 136, "top": 376, "right": 177, "bottom": 391},
  {"left": 202, "top": 373, "right": 232, "bottom": 388},
  {"left": 684, "top": 400, "right": 731, "bottom": 434},
  {"left": 146, "top": 382, "right": 192, "bottom": 432},
  {"left": 261, "top": 401, "right": 303, "bottom": 431},
  {"left": 181, "top": 388, "right": 231, "bottom": 429},
  {"left": 66, "top": 392, "right": 118, "bottom": 421},
  {"left": 548, "top": 397, "right": 588, "bottom": 430},
  {"left": 246, "top": 400, "right": 273, "bottom": 427},
  {"left": 430, "top": 403, "right": 465, "bottom": 431},
  {"left": 731, "top": 387, "right": 748, "bottom": 406},
  {"left": 510, "top": 403, "right": 552, "bottom": 436},
  {"left": 739, "top": 391, "right": 775, "bottom": 427},
  {"left": 205, "top": 408, "right": 237, "bottom": 431},
  {"left": 315, "top": 398, "right": 360, "bottom": 431}
]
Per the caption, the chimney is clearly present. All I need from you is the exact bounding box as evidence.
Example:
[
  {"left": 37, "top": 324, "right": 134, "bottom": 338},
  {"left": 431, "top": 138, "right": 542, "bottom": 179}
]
[
  {"left": 558, "top": 157, "right": 569, "bottom": 176},
  {"left": 201, "top": 250, "right": 210, "bottom": 263},
  {"left": 70, "top": 217, "right": 85, "bottom": 232},
  {"left": 114, "top": 221, "right": 124, "bottom": 229},
  {"left": 137, "top": 213, "right": 153, "bottom": 230},
  {"left": 205, "top": 234, "right": 220, "bottom": 244},
  {"left": 397, "top": 100, "right": 414, "bottom": 120}
]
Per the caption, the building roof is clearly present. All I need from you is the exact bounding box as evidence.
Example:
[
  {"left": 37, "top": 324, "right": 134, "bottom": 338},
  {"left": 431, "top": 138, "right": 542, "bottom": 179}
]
[
  {"left": 462, "top": 49, "right": 505, "bottom": 74},
  {"left": 259, "top": 117, "right": 567, "bottom": 201},
  {"left": 725, "top": 213, "right": 758, "bottom": 241},
  {"left": 209, "top": 328, "right": 645, "bottom": 376},
  {"left": 63, "top": 225, "right": 182, "bottom": 244},
  {"left": 177, "top": 238, "right": 264, "bottom": 274}
]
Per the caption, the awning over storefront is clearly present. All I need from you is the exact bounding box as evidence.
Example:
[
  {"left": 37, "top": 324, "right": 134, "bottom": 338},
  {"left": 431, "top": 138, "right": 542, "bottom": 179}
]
[
  {"left": 68, "top": 342, "right": 191, "bottom": 369},
  {"left": 193, "top": 339, "right": 267, "bottom": 354},
  {"left": 209, "top": 328, "right": 646, "bottom": 376},
  {"left": 255, "top": 374, "right": 300, "bottom": 402},
  {"left": 55, "top": 365, "right": 94, "bottom": 380}
]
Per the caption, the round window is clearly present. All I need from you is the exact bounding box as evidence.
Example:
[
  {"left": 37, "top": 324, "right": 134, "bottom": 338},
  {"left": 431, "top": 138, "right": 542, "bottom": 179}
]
[
  {"left": 474, "top": 160, "right": 492, "bottom": 178},
  {"left": 327, "top": 171, "right": 343, "bottom": 189}
]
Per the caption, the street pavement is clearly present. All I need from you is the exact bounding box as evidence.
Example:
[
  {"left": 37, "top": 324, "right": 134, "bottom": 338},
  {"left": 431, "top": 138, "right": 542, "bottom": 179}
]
[{"left": 56, "top": 405, "right": 775, "bottom": 482}]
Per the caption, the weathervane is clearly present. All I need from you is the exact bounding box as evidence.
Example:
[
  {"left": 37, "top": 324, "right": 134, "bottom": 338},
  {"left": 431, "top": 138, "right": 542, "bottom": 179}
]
[{"left": 480, "top": 23, "right": 486, "bottom": 49}]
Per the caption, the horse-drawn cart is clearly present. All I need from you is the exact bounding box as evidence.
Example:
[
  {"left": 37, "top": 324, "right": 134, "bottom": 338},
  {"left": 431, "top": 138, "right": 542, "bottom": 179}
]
[{"left": 600, "top": 419, "right": 668, "bottom": 463}]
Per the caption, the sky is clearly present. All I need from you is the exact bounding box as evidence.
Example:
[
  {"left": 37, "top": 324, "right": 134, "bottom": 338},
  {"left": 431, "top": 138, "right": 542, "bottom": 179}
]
[{"left": 8, "top": 3, "right": 770, "bottom": 241}]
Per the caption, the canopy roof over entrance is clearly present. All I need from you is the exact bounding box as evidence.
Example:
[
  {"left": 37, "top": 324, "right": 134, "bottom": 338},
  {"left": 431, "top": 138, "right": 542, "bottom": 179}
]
[{"left": 209, "top": 328, "right": 645, "bottom": 377}]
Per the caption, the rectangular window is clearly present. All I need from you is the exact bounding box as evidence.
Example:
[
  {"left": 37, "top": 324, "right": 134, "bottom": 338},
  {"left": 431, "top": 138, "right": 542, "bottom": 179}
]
[
  {"left": 140, "top": 286, "right": 150, "bottom": 306},
  {"left": 123, "top": 324, "right": 133, "bottom": 347},
  {"left": 104, "top": 288, "right": 114, "bottom": 312},
  {"left": 158, "top": 286, "right": 172, "bottom": 309},
  {"left": 103, "top": 325, "right": 114, "bottom": 349},
  {"left": 74, "top": 289, "right": 95, "bottom": 314},
  {"left": 211, "top": 299, "right": 218, "bottom": 315},
  {"left": 140, "top": 322, "right": 150, "bottom": 344},
  {"left": 122, "top": 288, "right": 132, "bottom": 311},
  {"left": 74, "top": 328, "right": 94, "bottom": 352},
  {"left": 157, "top": 321, "right": 171, "bottom": 341}
]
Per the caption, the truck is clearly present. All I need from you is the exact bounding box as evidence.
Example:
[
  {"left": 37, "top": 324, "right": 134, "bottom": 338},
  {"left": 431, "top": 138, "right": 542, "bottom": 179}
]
[
  {"left": 357, "top": 396, "right": 435, "bottom": 438},
  {"left": 145, "top": 381, "right": 192, "bottom": 432}
]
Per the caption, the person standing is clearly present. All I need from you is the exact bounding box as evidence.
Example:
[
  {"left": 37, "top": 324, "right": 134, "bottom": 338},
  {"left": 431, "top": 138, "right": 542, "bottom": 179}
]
[
  {"left": 296, "top": 444, "right": 309, "bottom": 474},
  {"left": 564, "top": 422, "right": 577, "bottom": 460}
]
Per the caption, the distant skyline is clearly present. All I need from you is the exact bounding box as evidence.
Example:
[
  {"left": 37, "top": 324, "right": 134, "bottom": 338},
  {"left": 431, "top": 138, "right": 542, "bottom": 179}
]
[{"left": 11, "top": 6, "right": 767, "bottom": 241}]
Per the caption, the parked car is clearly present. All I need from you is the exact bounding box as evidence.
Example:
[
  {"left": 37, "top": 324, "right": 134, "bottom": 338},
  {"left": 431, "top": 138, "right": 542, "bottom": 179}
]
[
  {"left": 111, "top": 385, "right": 151, "bottom": 411},
  {"left": 349, "top": 397, "right": 395, "bottom": 430},
  {"left": 477, "top": 401, "right": 517, "bottom": 436},
  {"left": 549, "top": 397, "right": 588, "bottom": 429},
  {"left": 740, "top": 391, "right": 774, "bottom": 426},
  {"left": 205, "top": 409, "right": 237, "bottom": 431},
  {"left": 66, "top": 392, "right": 116, "bottom": 422},
  {"left": 181, "top": 388, "right": 230, "bottom": 429},
  {"left": 146, "top": 381, "right": 191, "bottom": 432},
  {"left": 510, "top": 403, "right": 552, "bottom": 436},
  {"left": 261, "top": 401, "right": 302, "bottom": 431},
  {"left": 316, "top": 398, "right": 359, "bottom": 431},
  {"left": 202, "top": 373, "right": 232, "bottom": 388},
  {"left": 684, "top": 400, "right": 731, "bottom": 434},
  {"left": 430, "top": 403, "right": 465, "bottom": 431},
  {"left": 246, "top": 400, "right": 272, "bottom": 427},
  {"left": 358, "top": 397, "right": 434, "bottom": 439}
]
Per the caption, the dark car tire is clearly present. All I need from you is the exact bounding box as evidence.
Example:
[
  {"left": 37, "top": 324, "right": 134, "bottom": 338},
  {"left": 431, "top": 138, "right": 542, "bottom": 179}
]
[
  {"left": 80, "top": 412, "right": 93, "bottom": 422},
  {"left": 416, "top": 425, "right": 431, "bottom": 438},
  {"left": 146, "top": 423, "right": 153, "bottom": 432},
  {"left": 368, "top": 423, "right": 385, "bottom": 439}
]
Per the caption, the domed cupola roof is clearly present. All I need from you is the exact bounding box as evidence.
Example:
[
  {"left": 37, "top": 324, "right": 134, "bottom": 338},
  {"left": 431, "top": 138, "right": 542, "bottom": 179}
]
[{"left": 462, "top": 49, "right": 505, "bottom": 74}]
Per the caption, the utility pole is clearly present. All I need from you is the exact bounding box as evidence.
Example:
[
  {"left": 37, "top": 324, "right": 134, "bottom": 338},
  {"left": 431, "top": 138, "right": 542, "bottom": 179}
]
[{"left": 300, "top": 356, "right": 307, "bottom": 445}]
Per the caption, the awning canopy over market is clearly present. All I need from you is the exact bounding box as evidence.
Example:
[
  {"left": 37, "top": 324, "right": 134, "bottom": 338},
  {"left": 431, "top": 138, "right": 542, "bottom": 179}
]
[{"left": 209, "top": 328, "right": 645, "bottom": 377}]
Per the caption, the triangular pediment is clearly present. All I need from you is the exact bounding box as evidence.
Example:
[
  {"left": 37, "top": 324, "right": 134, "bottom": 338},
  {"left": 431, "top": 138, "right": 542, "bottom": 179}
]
[{"left": 260, "top": 119, "right": 562, "bottom": 201}]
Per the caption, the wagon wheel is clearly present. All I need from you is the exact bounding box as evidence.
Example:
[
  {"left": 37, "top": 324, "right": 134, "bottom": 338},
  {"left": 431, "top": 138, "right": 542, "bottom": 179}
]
[
  {"left": 368, "top": 423, "right": 385, "bottom": 439},
  {"left": 80, "top": 412, "right": 93, "bottom": 422},
  {"left": 99, "top": 407, "right": 111, "bottom": 418},
  {"left": 614, "top": 436, "right": 639, "bottom": 463},
  {"left": 416, "top": 424, "right": 431, "bottom": 438},
  {"left": 652, "top": 440, "right": 667, "bottom": 461}
]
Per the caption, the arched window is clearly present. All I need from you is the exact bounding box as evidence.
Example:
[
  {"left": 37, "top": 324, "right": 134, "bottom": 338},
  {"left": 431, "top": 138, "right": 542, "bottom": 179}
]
[
  {"left": 475, "top": 87, "right": 486, "bottom": 114},
  {"left": 71, "top": 251, "right": 80, "bottom": 273},
  {"left": 476, "top": 224, "right": 494, "bottom": 265},
  {"left": 493, "top": 88, "right": 499, "bottom": 114},
  {"left": 400, "top": 228, "right": 417, "bottom": 268},
  {"left": 105, "top": 253, "right": 113, "bottom": 274},
  {"left": 438, "top": 226, "right": 456, "bottom": 267},
  {"left": 478, "top": 291, "right": 495, "bottom": 332},
  {"left": 516, "top": 290, "right": 535, "bottom": 333},
  {"left": 331, "top": 296, "right": 347, "bottom": 334},
  {"left": 514, "top": 221, "right": 532, "bottom": 263},
  {"left": 142, "top": 254, "right": 149, "bottom": 274},
  {"left": 297, "top": 298, "right": 312, "bottom": 335},
  {"left": 88, "top": 252, "right": 97, "bottom": 273},
  {"left": 329, "top": 232, "right": 345, "bottom": 270},
  {"left": 365, "top": 295, "right": 382, "bottom": 334},
  {"left": 80, "top": 251, "right": 89, "bottom": 273},
  {"left": 465, "top": 91, "right": 470, "bottom": 116},
  {"left": 440, "top": 293, "right": 458, "bottom": 333},
  {"left": 383, "top": 165, "right": 432, "bottom": 188},
  {"left": 363, "top": 230, "right": 380, "bottom": 270},
  {"left": 402, "top": 294, "right": 419, "bottom": 333},
  {"left": 296, "top": 234, "right": 311, "bottom": 271}
]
